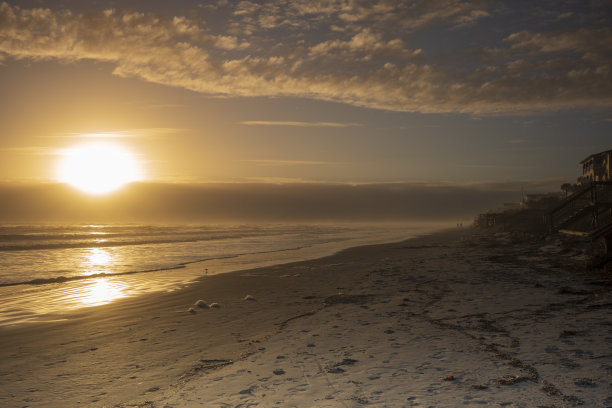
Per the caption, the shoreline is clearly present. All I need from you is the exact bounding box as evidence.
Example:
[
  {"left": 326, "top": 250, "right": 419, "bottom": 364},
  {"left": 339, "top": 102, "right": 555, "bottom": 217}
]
[
  {"left": 0, "top": 228, "right": 610, "bottom": 407},
  {"left": 0, "top": 223, "right": 441, "bottom": 326}
]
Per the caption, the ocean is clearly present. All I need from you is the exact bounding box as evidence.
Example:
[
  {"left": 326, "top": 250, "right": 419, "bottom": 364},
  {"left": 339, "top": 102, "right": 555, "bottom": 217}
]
[{"left": 0, "top": 223, "right": 441, "bottom": 325}]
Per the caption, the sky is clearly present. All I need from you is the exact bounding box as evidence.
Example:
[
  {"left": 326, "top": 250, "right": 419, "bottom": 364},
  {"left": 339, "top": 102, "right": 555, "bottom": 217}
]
[{"left": 0, "top": 0, "right": 611, "bottom": 221}]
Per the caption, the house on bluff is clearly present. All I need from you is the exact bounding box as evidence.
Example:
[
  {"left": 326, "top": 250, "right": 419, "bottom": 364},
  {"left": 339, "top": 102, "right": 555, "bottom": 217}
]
[{"left": 579, "top": 149, "right": 612, "bottom": 184}]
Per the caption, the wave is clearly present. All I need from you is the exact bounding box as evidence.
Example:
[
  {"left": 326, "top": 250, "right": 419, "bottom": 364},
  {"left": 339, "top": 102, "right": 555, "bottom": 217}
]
[
  {"left": 0, "top": 237, "right": 204, "bottom": 251},
  {"left": 0, "top": 231, "right": 295, "bottom": 251},
  {"left": 0, "top": 259, "right": 217, "bottom": 287},
  {"left": 0, "top": 244, "right": 317, "bottom": 287},
  {"left": 0, "top": 227, "right": 267, "bottom": 242}
]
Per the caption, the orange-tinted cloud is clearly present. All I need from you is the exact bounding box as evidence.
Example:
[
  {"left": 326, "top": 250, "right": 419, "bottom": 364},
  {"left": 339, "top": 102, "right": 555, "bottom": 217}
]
[{"left": 0, "top": 1, "right": 610, "bottom": 114}]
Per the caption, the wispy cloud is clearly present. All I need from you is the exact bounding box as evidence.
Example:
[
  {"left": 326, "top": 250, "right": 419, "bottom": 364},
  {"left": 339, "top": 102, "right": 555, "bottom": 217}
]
[
  {"left": 239, "top": 121, "right": 363, "bottom": 127},
  {"left": 0, "top": 146, "right": 55, "bottom": 155},
  {"left": 43, "top": 128, "right": 189, "bottom": 138},
  {"left": 123, "top": 128, "right": 190, "bottom": 136},
  {"left": 141, "top": 103, "right": 187, "bottom": 109},
  {"left": 505, "top": 27, "right": 612, "bottom": 54},
  {"left": 457, "top": 164, "right": 503, "bottom": 169},
  {"left": 242, "top": 159, "right": 346, "bottom": 166},
  {"left": 59, "top": 132, "right": 129, "bottom": 139}
]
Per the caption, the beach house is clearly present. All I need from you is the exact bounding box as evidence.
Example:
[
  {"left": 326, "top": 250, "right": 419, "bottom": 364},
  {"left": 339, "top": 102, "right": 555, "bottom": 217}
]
[{"left": 579, "top": 149, "right": 612, "bottom": 184}]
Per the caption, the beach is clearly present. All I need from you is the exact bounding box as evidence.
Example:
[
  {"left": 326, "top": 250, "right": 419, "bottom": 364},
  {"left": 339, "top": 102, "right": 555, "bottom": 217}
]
[{"left": 0, "top": 228, "right": 610, "bottom": 407}]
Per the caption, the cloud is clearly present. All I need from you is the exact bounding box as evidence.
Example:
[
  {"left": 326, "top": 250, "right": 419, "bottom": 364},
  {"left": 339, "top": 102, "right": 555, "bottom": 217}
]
[
  {"left": 239, "top": 121, "right": 362, "bottom": 127},
  {"left": 119, "top": 128, "right": 190, "bottom": 136},
  {"left": 457, "top": 164, "right": 502, "bottom": 169},
  {"left": 43, "top": 128, "right": 188, "bottom": 138},
  {"left": 241, "top": 159, "right": 346, "bottom": 166},
  {"left": 213, "top": 35, "right": 250, "bottom": 50},
  {"left": 556, "top": 11, "right": 573, "bottom": 20},
  {"left": 0, "top": 1, "right": 611, "bottom": 115},
  {"left": 505, "top": 27, "right": 612, "bottom": 54},
  {"left": 141, "top": 103, "right": 187, "bottom": 109},
  {"left": 308, "top": 28, "right": 420, "bottom": 61},
  {"left": 399, "top": 0, "right": 491, "bottom": 30},
  {"left": 258, "top": 0, "right": 491, "bottom": 31},
  {"left": 0, "top": 146, "right": 54, "bottom": 155}
]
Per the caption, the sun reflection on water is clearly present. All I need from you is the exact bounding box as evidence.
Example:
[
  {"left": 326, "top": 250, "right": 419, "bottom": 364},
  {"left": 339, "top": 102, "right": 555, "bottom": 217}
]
[
  {"left": 80, "top": 278, "right": 125, "bottom": 307},
  {"left": 77, "top": 248, "right": 126, "bottom": 306},
  {"left": 85, "top": 248, "right": 113, "bottom": 275}
]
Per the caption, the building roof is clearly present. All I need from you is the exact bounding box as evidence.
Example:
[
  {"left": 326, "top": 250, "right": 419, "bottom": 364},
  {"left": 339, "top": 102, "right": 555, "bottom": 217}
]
[{"left": 580, "top": 149, "right": 612, "bottom": 164}]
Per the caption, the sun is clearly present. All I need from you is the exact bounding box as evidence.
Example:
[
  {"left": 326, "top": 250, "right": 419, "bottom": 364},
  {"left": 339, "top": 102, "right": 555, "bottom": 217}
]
[{"left": 57, "top": 141, "right": 143, "bottom": 194}]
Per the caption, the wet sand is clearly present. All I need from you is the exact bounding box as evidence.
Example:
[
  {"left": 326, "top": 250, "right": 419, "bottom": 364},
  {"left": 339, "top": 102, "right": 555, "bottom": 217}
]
[{"left": 0, "top": 229, "right": 610, "bottom": 407}]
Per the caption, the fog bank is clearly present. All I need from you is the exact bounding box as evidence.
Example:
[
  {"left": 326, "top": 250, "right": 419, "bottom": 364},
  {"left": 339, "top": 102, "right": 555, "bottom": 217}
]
[{"left": 0, "top": 181, "right": 564, "bottom": 224}]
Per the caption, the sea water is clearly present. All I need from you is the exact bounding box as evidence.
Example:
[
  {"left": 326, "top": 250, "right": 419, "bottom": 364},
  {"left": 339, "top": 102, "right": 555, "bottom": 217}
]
[{"left": 0, "top": 223, "right": 441, "bottom": 325}]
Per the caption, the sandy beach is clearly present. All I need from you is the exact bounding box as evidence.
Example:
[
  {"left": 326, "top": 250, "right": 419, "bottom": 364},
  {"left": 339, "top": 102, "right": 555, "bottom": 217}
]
[
  {"left": 0, "top": 228, "right": 610, "bottom": 407},
  {"left": 3, "top": 1, "right": 609, "bottom": 407}
]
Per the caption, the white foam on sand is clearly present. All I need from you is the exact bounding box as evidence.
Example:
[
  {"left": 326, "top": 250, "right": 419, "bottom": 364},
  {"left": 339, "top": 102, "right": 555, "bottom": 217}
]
[{"left": 194, "top": 299, "right": 208, "bottom": 308}]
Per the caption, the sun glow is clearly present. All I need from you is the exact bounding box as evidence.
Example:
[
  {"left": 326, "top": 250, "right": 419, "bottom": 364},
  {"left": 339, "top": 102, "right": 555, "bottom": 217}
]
[
  {"left": 57, "top": 141, "right": 143, "bottom": 194},
  {"left": 80, "top": 278, "right": 126, "bottom": 307}
]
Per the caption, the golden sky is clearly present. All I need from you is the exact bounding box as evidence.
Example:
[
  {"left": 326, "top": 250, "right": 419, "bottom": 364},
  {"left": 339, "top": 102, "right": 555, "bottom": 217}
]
[{"left": 0, "top": 0, "right": 611, "bottom": 187}]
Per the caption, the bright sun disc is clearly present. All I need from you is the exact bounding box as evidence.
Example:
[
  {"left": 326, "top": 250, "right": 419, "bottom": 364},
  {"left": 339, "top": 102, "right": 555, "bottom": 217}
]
[{"left": 57, "top": 142, "right": 143, "bottom": 194}]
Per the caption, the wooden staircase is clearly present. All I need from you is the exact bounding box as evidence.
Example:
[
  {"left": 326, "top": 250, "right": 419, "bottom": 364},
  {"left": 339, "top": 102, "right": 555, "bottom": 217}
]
[
  {"left": 549, "top": 182, "right": 612, "bottom": 267},
  {"left": 549, "top": 182, "right": 612, "bottom": 234}
]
